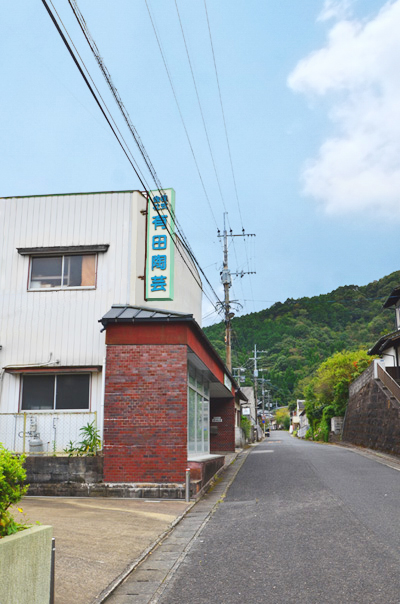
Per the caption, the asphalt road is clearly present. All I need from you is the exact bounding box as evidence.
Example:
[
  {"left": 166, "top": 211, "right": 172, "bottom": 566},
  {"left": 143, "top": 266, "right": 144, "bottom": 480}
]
[{"left": 157, "top": 433, "right": 400, "bottom": 604}]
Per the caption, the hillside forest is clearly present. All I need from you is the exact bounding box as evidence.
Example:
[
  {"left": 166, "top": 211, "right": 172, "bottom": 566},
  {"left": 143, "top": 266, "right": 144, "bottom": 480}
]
[{"left": 203, "top": 271, "right": 400, "bottom": 406}]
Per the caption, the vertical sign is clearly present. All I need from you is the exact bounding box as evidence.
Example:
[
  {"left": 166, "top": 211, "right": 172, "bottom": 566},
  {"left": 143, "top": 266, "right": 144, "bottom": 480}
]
[{"left": 145, "top": 188, "right": 175, "bottom": 301}]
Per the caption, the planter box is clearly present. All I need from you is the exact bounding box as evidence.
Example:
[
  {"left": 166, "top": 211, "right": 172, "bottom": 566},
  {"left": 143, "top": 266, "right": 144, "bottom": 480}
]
[{"left": 0, "top": 525, "right": 52, "bottom": 604}]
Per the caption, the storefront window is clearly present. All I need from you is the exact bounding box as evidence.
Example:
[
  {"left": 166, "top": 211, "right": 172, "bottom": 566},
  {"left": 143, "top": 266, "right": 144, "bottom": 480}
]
[{"left": 187, "top": 365, "right": 210, "bottom": 456}]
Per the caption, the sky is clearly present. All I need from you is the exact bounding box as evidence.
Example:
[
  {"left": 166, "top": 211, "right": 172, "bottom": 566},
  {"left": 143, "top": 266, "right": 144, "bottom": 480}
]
[{"left": 1, "top": 0, "right": 399, "bottom": 326}]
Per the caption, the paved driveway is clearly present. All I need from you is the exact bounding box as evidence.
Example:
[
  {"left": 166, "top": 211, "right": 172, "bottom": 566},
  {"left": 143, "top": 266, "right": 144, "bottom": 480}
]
[{"left": 13, "top": 497, "right": 189, "bottom": 604}]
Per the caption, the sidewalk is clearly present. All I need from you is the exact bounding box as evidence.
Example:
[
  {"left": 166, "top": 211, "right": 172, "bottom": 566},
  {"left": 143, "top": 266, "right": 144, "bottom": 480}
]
[{"left": 12, "top": 449, "right": 247, "bottom": 604}]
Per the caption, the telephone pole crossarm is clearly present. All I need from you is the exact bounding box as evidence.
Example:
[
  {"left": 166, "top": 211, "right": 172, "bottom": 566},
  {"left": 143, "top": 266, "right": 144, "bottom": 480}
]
[{"left": 217, "top": 213, "right": 256, "bottom": 372}]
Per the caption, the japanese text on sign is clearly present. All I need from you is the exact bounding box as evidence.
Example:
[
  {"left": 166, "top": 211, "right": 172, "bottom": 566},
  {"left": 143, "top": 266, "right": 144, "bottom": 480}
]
[{"left": 145, "top": 189, "right": 175, "bottom": 301}]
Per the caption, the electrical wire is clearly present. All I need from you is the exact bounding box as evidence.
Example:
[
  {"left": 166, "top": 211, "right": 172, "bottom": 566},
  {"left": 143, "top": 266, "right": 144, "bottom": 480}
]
[
  {"left": 67, "top": 0, "right": 224, "bottom": 309},
  {"left": 48, "top": 0, "right": 149, "bottom": 188},
  {"left": 41, "top": 0, "right": 223, "bottom": 314},
  {"left": 66, "top": 0, "right": 202, "bottom": 271},
  {"left": 204, "top": 0, "right": 256, "bottom": 309},
  {"left": 144, "top": 0, "right": 219, "bottom": 231},
  {"left": 174, "top": 0, "right": 227, "bottom": 213},
  {"left": 69, "top": 0, "right": 163, "bottom": 195},
  {"left": 203, "top": 0, "right": 242, "bottom": 226},
  {"left": 41, "top": 0, "right": 149, "bottom": 191}
]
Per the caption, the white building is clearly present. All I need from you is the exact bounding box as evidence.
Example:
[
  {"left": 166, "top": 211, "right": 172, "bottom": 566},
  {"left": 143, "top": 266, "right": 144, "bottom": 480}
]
[{"left": 0, "top": 189, "right": 202, "bottom": 453}]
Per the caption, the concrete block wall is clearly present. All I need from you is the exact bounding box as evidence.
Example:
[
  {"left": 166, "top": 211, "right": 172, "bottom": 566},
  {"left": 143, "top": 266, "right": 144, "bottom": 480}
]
[
  {"left": 210, "top": 397, "right": 235, "bottom": 452},
  {"left": 25, "top": 455, "right": 103, "bottom": 484},
  {"left": 103, "top": 344, "right": 188, "bottom": 483},
  {"left": 343, "top": 371, "right": 400, "bottom": 456}
]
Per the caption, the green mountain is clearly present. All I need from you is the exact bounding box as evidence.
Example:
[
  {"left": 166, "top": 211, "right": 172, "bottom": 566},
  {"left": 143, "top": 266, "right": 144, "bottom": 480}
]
[{"left": 203, "top": 271, "right": 400, "bottom": 405}]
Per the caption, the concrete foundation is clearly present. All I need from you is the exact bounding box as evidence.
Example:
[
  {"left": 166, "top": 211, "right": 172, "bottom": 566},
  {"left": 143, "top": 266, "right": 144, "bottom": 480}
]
[{"left": 0, "top": 525, "right": 53, "bottom": 604}]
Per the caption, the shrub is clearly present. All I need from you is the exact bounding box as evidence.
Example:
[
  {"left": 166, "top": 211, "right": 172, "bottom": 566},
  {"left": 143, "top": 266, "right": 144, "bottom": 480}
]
[
  {"left": 305, "top": 428, "right": 313, "bottom": 440},
  {"left": 0, "top": 445, "right": 29, "bottom": 538}
]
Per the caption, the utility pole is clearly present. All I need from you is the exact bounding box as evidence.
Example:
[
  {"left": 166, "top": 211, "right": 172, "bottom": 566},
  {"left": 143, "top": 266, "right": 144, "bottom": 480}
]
[
  {"left": 217, "top": 213, "right": 255, "bottom": 372},
  {"left": 250, "top": 344, "right": 267, "bottom": 431}
]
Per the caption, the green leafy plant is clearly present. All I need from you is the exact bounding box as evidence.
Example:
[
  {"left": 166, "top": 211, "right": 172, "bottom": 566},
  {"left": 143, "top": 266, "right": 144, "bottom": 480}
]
[
  {"left": 303, "top": 349, "right": 374, "bottom": 437},
  {"left": 0, "top": 444, "right": 29, "bottom": 538},
  {"left": 64, "top": 422, "right": 101, "bottom": 456},
  {"left": 240, "top": 416, "right": 252, "bottom": 440}
]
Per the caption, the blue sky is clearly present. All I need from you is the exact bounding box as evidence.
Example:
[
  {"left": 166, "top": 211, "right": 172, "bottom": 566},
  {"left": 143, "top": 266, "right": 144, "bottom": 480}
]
[{"left": 1, "top": 0, "right": 398, "bottom": 325}]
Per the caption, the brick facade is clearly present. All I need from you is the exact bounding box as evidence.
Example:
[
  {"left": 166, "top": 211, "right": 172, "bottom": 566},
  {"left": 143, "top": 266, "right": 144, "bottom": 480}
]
[
  {"left": 210, "top": 398, "right": 236, "bottom": 453},
  {"left": 103, "top": 343, "right": 188, "bottom": 483}
]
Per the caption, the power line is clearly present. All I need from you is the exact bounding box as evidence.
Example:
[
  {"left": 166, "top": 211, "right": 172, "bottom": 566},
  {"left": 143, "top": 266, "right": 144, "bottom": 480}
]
[
  {"left": 144, "top": 0, "right": 219, "bottom": 231},
  {"left": 41, "top": 0, "right": 223, "bottom": 314},
  {"left": 174, "top": 0, "right": 227, "bottom": 213},
  {"left": 41, "top": 0, "right": 149, "bottom": 191},
  {"left": 66, "top": 0, "right": 200, "bottom": 271},
  {"left": 204, "top": 0, "right": 256, "bottom": 308},
  {"left": 48, "top": 0, "right": 149, "bottom": 189},
  {"left": 203, "top": 0, "right": 242, "bottom": 227},
  {"left": 68, "top": 0, "right": 163, "bottom": 194}
]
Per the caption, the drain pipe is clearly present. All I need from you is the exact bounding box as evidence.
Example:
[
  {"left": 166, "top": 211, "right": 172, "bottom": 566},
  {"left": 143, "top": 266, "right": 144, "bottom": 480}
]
[
  {"left": 99, "top": 356, "right": 106, "bottom": 445},
  {"left": 185, "top": 468, "right": 191, "bottom": 502}
]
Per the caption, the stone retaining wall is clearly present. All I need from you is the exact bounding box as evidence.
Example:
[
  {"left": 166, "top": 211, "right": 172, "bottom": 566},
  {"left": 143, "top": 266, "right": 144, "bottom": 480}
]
[
  {"left": 349, "top": 363, "right": 374, "bottom": 397},
  {"left": 343, "top": 369, "right": 400, "bottom": 456}
]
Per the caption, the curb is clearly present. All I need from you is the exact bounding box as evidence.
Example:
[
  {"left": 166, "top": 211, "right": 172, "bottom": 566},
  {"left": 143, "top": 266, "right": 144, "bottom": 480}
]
[
  {"left": 149, "top": 445, "right": 255, "bottom": 604},
  {"left": 94, "top": 446, "right": 254, "bottom": 604},
  {"left": 92, "top": 500, "right": 196, "bottom": 604}
]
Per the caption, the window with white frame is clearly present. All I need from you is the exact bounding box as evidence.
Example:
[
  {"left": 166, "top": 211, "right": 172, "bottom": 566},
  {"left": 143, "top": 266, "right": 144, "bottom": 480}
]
[
  {"left": 29, "top": 254, "right": 96, "bottom": 290},
  {"left": 21, "top": 374, "right": 90, "bottom": 410},
  {"left": 187, "top": 366, "right": 210, "bottom": 456}
]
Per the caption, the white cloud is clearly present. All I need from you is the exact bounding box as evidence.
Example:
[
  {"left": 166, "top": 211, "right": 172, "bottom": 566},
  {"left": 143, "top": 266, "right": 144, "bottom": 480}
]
[
  {"left": 317, "top": 0, "right": 353, "bottom": 22},
  {"left": 288, "top": 1, "right": 400, "bottom": 218}
]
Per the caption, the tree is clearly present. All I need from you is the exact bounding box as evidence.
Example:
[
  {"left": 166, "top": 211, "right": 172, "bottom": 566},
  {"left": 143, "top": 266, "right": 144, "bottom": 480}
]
[
  {"left": 274, "top": 407, "right": 290, "bottom": 430},
  {"left": 304, "top": 349, "right": 374, "bottom": 440}
]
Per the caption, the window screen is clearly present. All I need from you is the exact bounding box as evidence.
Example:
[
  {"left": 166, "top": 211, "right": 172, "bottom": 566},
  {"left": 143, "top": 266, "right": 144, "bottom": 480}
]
[
  {"left": 21, "top": 375, "right": 54, "bottom": 410},
  {"left": 56, "top": 375, "right": 90, "bottom": 409},
  {"left": 21, "top": 374, "right": 90, "bottom": 410}
]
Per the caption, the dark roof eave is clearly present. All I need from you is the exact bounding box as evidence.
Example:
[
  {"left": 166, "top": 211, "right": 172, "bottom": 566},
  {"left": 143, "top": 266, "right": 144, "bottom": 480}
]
[
  {"left": 368, "top": 330, "right": 400, "bottom": 356},
  {"left": 236, "top": 389, "right": 248, "bottom": 402},
  {"left": 383, "top": 286, "right": 400, "bottom": 308}
]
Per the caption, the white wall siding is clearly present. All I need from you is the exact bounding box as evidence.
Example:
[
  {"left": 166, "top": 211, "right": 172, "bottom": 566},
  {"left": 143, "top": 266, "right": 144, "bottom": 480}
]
[
  {"left": 0, "top": 189, "right": 203, "bottom": 419},
  {"left": 0, "top": 191, "right": 143, "bottom": 415},
  {"left": 0, "top": 191, "right": 138, "bottom": 368}
]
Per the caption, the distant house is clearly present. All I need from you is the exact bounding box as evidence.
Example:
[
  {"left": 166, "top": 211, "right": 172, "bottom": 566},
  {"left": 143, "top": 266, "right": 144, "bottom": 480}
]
[
  {"left": 292, "top": 399, "right": 309, "bottom": 438},
  {"left": 368, "top": 285, "right": 400, "bottom": 379}
]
